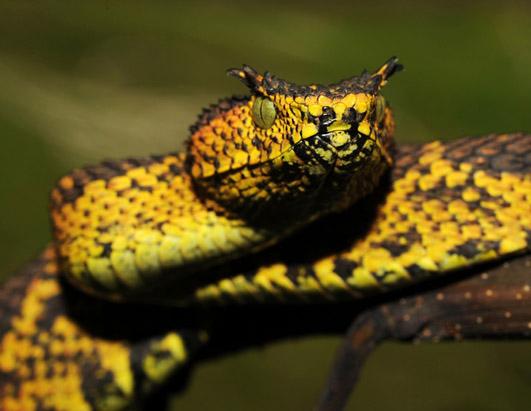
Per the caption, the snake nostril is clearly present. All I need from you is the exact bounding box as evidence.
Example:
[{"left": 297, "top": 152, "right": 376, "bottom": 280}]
[
  {"left": 344, "top": 107, "right": 365, "bottom": 125},
  {"left": 342, "top": 108, "right": 357, "bottom": 124}
]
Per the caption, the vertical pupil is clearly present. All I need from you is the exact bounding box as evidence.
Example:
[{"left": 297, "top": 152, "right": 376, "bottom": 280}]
[
  {"left": 252, "top": 97, "right": 275, "bottom": 129},
  {"left": 376, "top": 96, "right": 385, "bottom": 122},
  {"left": 252, "top": 98, "right": 265, "bottom": 128}
]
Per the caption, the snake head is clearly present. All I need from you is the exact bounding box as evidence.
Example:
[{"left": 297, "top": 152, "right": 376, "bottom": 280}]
[
  {"left": 226, "top": 57, "right": 401, "bottom": 169},
  {"left": 189, "top": 58, "right": 402, "bottom": 218}
]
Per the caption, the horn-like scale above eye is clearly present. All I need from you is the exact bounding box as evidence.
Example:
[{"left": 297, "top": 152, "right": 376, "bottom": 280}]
[{"left": 251, "top": 97, "right": 276, "bottom": 129}]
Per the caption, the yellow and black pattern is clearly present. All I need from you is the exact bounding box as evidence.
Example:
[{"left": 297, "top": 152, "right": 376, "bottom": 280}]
[
  {"left": 0, "top": 134, "right": 529, "bottom": 410},
  {"left": 50, "top": 58, "right": 400, "bottom": 299},
  {"left": 50, "top": 153, "right": 267, "bottom": 298},
  {"left": 195, "top": 133, "right": 531, "bottom": 303},
  {"left": 0, "top": 247, "right": 202, "bottom": 411},
  {"left": 1, "top": 56, "right": 530, "bottom": 410}
]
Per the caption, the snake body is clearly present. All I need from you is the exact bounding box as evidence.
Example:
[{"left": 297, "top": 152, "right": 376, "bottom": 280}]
[
  {"left": 50, "top": 59, "right": 399, "bottom": 300},
  {"left": 0, "top": 58, "right": 530, "bottom": 410}
]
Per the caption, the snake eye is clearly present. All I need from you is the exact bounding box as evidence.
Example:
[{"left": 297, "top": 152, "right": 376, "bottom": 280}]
[
  {"left": 251, "top": 97, "right": 276, "bottom": 129},
  {"left": 375, "top": 95, "right": 386, "bottom": 123}
]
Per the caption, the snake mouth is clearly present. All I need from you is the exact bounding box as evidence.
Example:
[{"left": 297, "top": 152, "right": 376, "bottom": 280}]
[
  {"left": 294, "top": 119, "right": 373, "bottom": 172},
  {"left": 288, "top": 132, "right": 341, "bottom": 170}
]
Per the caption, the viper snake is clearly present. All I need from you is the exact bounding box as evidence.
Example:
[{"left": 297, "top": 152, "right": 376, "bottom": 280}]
[{"left": 0, "top": 57, "right": 530, "bottom": 410}]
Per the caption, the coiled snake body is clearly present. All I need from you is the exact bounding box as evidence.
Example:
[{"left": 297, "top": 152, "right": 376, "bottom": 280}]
[{"left": 0, "top": 58, "right": 530, "bottom": 410}]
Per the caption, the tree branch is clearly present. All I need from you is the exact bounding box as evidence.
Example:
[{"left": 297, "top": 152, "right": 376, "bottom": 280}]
[{"left": 316, "top": 254, "right": 531, "bottom": 411}]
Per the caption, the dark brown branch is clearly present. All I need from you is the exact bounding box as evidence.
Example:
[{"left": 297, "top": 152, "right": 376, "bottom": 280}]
[{"left": 316, "top": 254, "right": 531, "bottom": 411}]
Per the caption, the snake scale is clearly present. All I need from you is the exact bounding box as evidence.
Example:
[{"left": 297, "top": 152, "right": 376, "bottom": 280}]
[{"left": 0, "top": 58, "right": 530, "bottom": 410}]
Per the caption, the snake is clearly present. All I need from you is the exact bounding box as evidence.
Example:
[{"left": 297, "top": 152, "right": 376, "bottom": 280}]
[{"left": 0, "top": 57, "right": 530, "bottom": 410}]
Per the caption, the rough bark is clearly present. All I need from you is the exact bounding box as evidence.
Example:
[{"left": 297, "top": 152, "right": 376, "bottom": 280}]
[{"left": 316, "top": 254, "right": 531, "bottom": 411}]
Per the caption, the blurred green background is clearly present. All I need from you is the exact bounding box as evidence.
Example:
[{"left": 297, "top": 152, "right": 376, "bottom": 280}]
[{"left": 1, "top": 1, "right": 531, "bottom": 410}]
